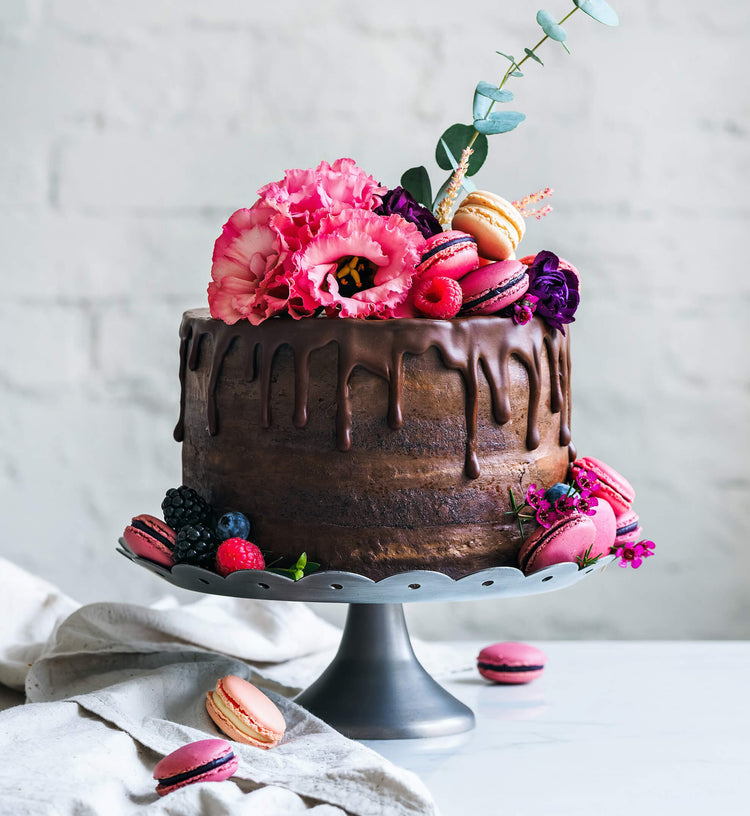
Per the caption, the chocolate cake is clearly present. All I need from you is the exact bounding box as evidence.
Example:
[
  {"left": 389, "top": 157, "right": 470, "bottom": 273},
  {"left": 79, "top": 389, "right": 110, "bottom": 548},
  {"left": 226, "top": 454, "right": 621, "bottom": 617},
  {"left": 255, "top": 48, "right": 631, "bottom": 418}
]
[{"left": 175, "top": 308, "right": 572, "bottom": 579}]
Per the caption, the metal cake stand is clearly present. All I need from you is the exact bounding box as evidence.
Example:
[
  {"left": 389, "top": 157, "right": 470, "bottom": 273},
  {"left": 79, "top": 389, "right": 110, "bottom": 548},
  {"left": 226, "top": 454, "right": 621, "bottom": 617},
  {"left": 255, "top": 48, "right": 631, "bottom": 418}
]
[{"left": 118, "top": 539, "right": 613, "bottom": 740}]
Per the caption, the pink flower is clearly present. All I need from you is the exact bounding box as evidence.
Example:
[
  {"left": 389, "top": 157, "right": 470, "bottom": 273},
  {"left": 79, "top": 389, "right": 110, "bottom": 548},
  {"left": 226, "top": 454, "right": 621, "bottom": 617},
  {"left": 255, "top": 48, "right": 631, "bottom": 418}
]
[
  {"left": 208, "top": 206, "right": 288, "bottom": 325},
  {"left": 258, "top": 158, "right": 386, "bottom": 250},
  {"left": 290, "top": 209, "right": 424, "bottom": 319},
  {"left": 615, "top": 540, "right": 655, "bottom": 569},
  {"left": 574, "top": 468, "right": 600, "bottom": 494},
  {"left": 525, "top": 484, "right": 547, "bottom": 510},
  {"left": 574, "top": 492, "right": 598, "bottom": 516}
]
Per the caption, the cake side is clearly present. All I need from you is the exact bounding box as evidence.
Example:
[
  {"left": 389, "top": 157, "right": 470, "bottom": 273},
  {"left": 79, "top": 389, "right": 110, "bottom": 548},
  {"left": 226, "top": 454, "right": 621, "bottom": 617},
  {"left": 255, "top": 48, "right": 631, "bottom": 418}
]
[{"left": 177, "top": 308, "right": 572, "bottom": 578}]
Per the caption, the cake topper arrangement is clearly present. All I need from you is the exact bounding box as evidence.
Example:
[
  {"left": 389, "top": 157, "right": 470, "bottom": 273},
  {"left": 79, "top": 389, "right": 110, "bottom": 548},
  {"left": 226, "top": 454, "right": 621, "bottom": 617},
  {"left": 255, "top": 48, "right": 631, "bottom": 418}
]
[{"left": 207, "top": 0, "right": 618, "bottom": 329}]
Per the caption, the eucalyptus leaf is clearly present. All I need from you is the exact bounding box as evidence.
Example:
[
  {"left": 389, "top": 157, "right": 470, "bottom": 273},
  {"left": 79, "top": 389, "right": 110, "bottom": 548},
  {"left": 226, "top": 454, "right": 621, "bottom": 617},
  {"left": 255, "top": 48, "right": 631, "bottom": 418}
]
[
  {"left": 561, "top": 40, "right": 571, "bottom": 54},
  {"left": 573, "top": 0, "right": 619, "bottom": 26},
  {"left": 435, "top": 123, "right": 488, "bottom": 177},
  {"left": 524, "top": 47, "right": 544, "bottom": 66},
  {"left": 400, "top": 165, "right": 433, "bottom": 208},
  {"left": 511, "top": 70, "right": 524, "bottom": 77},
  {"left": 495, "top": 50, "right": 516, "bottom": 63},
  {"left": 475, "top": 81, "right": 514, "bottom": 102},
  {"left": 473, "top": 91, "right": 492, "bottom": 121},
  {"left": 536, "top": 10, "right": 567, "bottom": 41},
  {"left": 473, "top": 110, "right": 526, "bottom": 135}
]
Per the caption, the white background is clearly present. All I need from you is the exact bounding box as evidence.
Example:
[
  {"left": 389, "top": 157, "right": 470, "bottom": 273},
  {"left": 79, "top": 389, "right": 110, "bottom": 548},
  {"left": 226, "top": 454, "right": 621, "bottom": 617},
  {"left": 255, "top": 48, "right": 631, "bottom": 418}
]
[{"left": 1, "top": 0, "right": 747, "bottom": 639}]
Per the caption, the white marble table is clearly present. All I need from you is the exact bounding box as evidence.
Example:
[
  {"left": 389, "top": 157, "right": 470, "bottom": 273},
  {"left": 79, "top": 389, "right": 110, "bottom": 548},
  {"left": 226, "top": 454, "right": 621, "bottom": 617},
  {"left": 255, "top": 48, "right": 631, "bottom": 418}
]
[{"left": 364, "top": 641, "right": 748, "bottom": 815}]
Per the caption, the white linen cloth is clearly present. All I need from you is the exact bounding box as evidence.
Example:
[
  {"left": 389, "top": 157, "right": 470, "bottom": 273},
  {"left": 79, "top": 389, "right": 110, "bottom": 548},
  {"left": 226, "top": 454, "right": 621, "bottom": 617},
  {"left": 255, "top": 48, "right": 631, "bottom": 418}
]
[{"left": 0, "top": 556, "right": 462, "bottom": 816}]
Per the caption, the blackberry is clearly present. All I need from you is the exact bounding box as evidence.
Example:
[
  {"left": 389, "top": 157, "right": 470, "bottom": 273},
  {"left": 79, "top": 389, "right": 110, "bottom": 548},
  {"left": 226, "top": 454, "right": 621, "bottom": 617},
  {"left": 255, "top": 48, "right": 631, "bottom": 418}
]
[
  {"left": 173, "top": 524, "right": 218, "bottom": 569},
  {"left": 162, "top": 486, "right": 213, "bottom": 531}
]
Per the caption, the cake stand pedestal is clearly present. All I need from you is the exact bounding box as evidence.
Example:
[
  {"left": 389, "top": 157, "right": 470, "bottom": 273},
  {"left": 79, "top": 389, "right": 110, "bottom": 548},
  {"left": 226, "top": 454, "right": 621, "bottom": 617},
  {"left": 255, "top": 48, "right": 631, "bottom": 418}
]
[
  {"left": 295, "top": 602, "right": 473, "bottom": 739},
  {"left": 117, "top": 539, "right": 613, "bottom": 739}
]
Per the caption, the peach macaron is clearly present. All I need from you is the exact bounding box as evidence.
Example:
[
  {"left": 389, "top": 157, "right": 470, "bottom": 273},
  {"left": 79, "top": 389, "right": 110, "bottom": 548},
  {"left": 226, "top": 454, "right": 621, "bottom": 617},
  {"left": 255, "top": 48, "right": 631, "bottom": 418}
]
[
  {"left": 206, "top": 675, "right": 286, "bottom": 749},
  {"left": 451, "top": 191, "right": 525, "bottom": 261}
]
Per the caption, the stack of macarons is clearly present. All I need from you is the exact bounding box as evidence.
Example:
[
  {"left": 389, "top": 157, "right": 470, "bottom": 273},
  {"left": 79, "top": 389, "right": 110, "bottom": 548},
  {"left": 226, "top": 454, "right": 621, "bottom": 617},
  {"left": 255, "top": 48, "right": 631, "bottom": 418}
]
[
  {"left": 519, "top": 457, "right": 637, "bottom": 574},
  {"left": 406, "top": 190, "right": 532, "bottom": 319},
  {"left": 571, "top": 456, "right": 639, "bottom": 551}
]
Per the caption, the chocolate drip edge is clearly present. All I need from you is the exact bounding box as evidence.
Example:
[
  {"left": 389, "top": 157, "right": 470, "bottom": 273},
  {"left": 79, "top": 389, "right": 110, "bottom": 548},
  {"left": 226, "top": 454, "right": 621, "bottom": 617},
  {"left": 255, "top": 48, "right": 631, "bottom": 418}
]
[{"left": 174, "top": 308, "right": 571, "bottom": 479}]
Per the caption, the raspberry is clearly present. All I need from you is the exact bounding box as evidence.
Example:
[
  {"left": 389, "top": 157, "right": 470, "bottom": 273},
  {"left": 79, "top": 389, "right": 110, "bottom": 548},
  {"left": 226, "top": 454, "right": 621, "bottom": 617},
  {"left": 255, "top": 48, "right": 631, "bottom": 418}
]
[
  {"left": 413, "top": 276, "right": 463, "bottom": 319},
  {"left": 216, "top": 537, "right": 266, "bottom": 576}
]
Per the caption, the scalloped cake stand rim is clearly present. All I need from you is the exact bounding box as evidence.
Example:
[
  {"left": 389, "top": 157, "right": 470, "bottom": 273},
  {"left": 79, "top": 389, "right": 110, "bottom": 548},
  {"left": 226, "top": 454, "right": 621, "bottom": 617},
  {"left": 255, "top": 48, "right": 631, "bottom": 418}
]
[{"left": 116, "top": 538, "right": 614, "bottom": 605}]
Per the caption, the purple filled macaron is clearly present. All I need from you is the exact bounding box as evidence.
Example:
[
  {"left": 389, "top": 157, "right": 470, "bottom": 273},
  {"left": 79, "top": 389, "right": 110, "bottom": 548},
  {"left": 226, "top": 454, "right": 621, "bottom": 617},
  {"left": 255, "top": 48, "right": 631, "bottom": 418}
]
[
  {"left": 153, "top": 739, "right": 238, "bottom": 797},
  {"left": 459, "top": 260, "right": 529, "bottom": 315},
  {"left": 416, "top": 229, "right": 479, "bottom": 281},
  {"left": 518, "top": 513, "right": 597, "bottom": 575},
  {"left": 123, "top": 514, "right": 175, "bottom": 567},
  {"left": 477, "top": 642, "right": 546, "bottom": 684}
]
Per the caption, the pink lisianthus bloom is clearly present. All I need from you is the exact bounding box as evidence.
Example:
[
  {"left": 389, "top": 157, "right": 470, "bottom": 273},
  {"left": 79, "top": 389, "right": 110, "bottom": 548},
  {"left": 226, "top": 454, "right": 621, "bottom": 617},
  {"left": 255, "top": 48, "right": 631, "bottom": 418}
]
[
  {"left": 615, "top": 539, "right": 655, "bottom": 569},
  {"left": 258, "top": 158, "right": 387, "bottom": 251},
  {"left": 208, "top": 205, "right": 289, "bottom": 325},
  {"left": 290, "top": 209, "right": 425, "bottom": 319}
]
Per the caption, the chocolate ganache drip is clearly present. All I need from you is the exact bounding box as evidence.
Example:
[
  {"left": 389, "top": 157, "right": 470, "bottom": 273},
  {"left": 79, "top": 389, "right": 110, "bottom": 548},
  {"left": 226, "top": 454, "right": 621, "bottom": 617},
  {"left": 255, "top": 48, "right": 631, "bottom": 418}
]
[{"left": 174, "top": 309, "right": 571, "bottom": 479}]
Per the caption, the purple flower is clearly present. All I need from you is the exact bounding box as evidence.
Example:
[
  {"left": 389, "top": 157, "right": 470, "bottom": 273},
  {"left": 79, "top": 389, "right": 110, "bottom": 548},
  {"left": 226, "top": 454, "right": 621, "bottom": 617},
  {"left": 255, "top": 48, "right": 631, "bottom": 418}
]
[
  {"left": 526, "top": 250, "right": 580, "bottom": 333},
  {"left": 375, "top": 187, "right": 442, "bottom": 240}
]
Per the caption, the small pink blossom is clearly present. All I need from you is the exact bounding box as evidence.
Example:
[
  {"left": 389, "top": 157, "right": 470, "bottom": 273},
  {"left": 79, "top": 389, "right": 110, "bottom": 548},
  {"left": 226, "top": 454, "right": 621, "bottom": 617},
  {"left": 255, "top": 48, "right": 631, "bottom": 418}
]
[
  {"left": 525, "top": 484, "right": 547, "bottom": 510},
  {"left": 290, "top": 209, "right": 424, "bottom": 319},
  {"left": 513, "top": 294, "right": 539, "bottom": 325},
  {"left": 208, "top": 205, "right": 287, "bottom": 325},
  {"left": 574, "top": 492, "right": 599, "bottom": 516},
  {"left": 574, "top": 468, "right": 600, "bottom": 494},
  {"left": 615, "top": 540, "right": 655, "bottom": 569},
  {"left": 535, "top": 503, "right": 557, "bottom": 529}
]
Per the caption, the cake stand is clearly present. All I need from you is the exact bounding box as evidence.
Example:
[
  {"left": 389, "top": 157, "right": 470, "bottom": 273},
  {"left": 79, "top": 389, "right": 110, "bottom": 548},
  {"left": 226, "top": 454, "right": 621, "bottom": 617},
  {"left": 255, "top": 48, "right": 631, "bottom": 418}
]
[{"left": 118, "top": 539, "right": 613, "bottom": 740}]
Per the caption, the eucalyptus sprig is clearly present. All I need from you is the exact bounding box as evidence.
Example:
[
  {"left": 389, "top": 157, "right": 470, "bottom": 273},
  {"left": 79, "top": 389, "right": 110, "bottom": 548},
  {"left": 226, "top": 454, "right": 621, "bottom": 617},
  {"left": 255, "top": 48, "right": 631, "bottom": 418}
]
[{"left": 400, "top": 0, "right": 619, "bottom": 216}]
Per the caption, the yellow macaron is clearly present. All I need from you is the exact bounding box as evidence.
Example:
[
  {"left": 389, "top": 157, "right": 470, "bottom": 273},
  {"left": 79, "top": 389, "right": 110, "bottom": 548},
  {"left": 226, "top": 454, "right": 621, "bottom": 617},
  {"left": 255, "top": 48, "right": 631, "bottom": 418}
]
[{"left": 451, "top": 191, "right": 526, "bottom": 261}]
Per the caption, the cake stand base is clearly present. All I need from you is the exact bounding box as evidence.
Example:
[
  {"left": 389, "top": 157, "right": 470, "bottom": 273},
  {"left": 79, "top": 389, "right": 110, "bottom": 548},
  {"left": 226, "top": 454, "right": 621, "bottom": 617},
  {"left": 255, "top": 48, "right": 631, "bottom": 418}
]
[{"left": 294, "top": 603, "right": 474, "bottom": 739}]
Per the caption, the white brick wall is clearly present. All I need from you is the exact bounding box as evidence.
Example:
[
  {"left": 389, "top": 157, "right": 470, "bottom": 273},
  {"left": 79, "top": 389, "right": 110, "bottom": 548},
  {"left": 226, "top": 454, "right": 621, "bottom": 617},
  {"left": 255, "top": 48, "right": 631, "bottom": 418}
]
[{"left": 1, "top": 0, "right": 748, "bottom": 639}]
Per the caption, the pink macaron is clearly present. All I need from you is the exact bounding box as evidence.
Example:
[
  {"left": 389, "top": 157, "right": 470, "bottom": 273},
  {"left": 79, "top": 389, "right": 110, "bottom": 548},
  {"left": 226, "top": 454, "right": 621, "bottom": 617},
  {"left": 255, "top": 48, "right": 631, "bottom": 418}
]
[
  {"left": 518, "top": 513, "right": 597, "bottom": 574},
  {"left": 614, "top": 508, "right": 642, "bottom": 545},
  {"left": 477, "top": 642, "right": 547, "bottom": 684},
  {"left": 153, "top": 739, "right": 238, "bottom": 797},
  {"left": 459, "top": 259, "right": 529, "bottom": 315},
  {"left": 123, "top": 514, "right": 175, "bottom": 567},
  {"left": 206, "top": 675, "right": 286, "bottom": 749},
  {"left": 570, "top": 456, "right": 635, "bottom": 517},
  {"left": 415, "top": 230, "right": 479, "bottom": 281}
]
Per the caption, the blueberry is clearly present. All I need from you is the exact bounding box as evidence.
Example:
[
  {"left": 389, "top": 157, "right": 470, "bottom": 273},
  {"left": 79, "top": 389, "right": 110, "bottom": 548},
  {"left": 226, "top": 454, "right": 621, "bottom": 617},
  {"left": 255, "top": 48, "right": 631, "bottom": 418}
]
[
  {"left": 544, "top": 482, "right": 570, "bottom": 503},
  {"left": 216, "top": 511, "right": 251, "bottom": 541}
]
